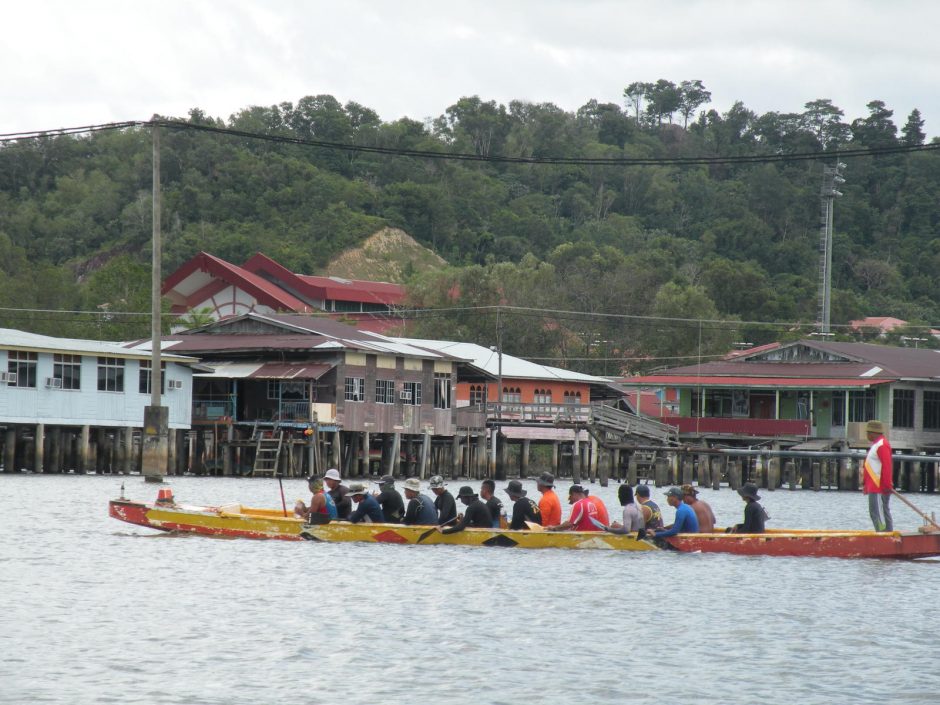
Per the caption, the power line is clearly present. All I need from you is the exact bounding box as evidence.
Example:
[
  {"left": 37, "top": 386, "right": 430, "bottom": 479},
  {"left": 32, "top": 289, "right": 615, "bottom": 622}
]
[{"left": 2, "top": 118, "right": 938, "bottom": 167}]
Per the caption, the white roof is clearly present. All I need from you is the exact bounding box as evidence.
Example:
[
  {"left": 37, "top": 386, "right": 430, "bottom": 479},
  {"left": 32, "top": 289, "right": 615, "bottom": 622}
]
[
  {"left": 193, "top": 362, "right": 264, "bottom": 378},
  {"left": 392, "top": 337, "right": 610, "bottom": 384},
  {"left": 0, "top": 328, "right": 195, "bottom": 362}
]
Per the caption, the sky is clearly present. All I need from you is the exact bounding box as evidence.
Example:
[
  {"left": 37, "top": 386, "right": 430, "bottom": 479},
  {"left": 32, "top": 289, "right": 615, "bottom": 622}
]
[{"left": 3, "top": 0, "right": 938, "bottom": 138}]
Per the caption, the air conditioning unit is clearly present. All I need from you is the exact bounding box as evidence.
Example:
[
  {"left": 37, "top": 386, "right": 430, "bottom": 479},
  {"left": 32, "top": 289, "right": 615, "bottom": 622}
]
[
  {"left": 400, "top": 390, "right": 412, "bottom": 401},
  {"left": 168, "top": 379, "right": 183, "bottom": 390},
  {"left": 2, "top": 372, "right": 17, "bottom": 384},
  {"left": 45, "top": 377, "right": 62, "bottom": 389}
]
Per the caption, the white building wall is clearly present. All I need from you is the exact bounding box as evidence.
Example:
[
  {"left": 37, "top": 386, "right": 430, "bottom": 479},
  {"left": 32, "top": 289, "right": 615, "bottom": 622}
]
[{"left": 0, "top": 350, "right": 192, "bottom": 428}]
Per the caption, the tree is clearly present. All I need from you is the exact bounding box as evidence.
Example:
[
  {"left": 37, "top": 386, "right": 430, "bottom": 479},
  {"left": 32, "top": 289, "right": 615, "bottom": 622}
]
[
  {"left": 644, "top": 80, "right": 682, "bottom": 127},
  {"left": 850, "top": 100, "right": 897, "bottom": 148},
  {"left": 801, "top": 99, "right": 850, "bottom": 148},
  {"left": 901, "top": 109, "right": 926, "bottom": 146},
  {"left": 678, "top": 80, "right": 711, "bottom": 129},
  {"left": 623, "top": 81, "right": 652, "bottom": 123}
]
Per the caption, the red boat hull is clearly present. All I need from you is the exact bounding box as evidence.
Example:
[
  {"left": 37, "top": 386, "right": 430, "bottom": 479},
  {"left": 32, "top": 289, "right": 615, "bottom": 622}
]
[{"left": 668, "top": 530, "right": 940, "bottom": 559}]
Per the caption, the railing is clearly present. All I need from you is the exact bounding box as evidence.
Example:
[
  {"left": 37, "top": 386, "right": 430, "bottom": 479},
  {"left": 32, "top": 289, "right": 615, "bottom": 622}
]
[
  {"left": 193, "top": 397, "right": 235, "bottom": 421},
  {"left": 660, "top": 416, "right": 811, "bottom": 437},
  {"left": 482, "top": 402, "right": 592, "bottom": 423},
  {"left": 274, "top": 402, "right": 337, "bottom": 424},
  {"left": 591, "top": 404, "right": 678, "bottom": 444}
]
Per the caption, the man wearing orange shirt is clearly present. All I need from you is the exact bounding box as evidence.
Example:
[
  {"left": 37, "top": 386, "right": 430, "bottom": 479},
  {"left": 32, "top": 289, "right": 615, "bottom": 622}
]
[{"left": 536, "top": 472, "right": 562, "bottom": 527}]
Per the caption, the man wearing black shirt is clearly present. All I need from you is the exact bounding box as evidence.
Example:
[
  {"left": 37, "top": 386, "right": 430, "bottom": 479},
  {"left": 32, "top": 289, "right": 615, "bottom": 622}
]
[
  {"left": 441, "top": 486, "right": 493, "bottom": 534},
  {"left": 323, "top": 468, "right": 351, "bottom": 520},
  {"left": 430, "top": 475, "right": 457, "bottom": 525},
  {"left": 504, "top": 479, "right": 542, "bottom": 530},
  {"left": 480, "top": 478, "right": 503, "bottom": 528},
  {"left": 374, "top": 474, "right": 404, "bottom": 523}
]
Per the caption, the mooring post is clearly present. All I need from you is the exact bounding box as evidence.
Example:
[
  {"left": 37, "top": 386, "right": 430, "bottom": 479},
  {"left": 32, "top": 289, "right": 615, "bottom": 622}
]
[
  {"left": 728, "top": 460, "right": 742, "bottom": 490},
  {"left": 681, "top": 455, "right": 693, "bottom": 486},
  {"left": 627, "top": 452, "right": 638, "bottom": 486},
  {"left": 785, "top": 460, "right": 796, "bottom": 490},
  {"left": 812, "top": 462, "right": 822, "bottom": 491},
  {"left": 520, "top": 438, "right": 530, "bottom": 479},
  {"left": 654, "top": 456, "right": 669, "bottom": 487},
  {"left": 712, "top": 456, "right": 722, "bottom": 491},
  {"left": 572, "top": 436, "right": 581, "bottom": 484}
]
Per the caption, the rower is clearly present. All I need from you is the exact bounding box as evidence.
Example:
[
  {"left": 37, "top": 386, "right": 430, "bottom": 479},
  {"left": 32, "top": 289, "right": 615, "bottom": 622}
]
[
  {"left": 323, "top": 468, "right": 351, "bottom": 520},
  {"left": 536, "top": 472, "right": 562, "bottom": 527},
  {"left": 648, "top": 487, "right": 699, "bottom": 541},
  {"left": 681, "top": 483, "right": 716, "bottom": 533},
  {"left": 347, "top": 482, "right": 385, "bottom": 524},
  {"left": 480, "top": 479, "right": 504, "bottom": 528},
  {"left": 402, "top": 478, "right": 439, "bottom": 525},
  {"left": 504, "top": 479, "right": 542, "bottom": 530},
  {"left": 635, "top": 484, "right": 664, "bottom": 532},
  {"left": 729, "top": 483, "right": 768, "bottom": 534},
  {"left": 440, "top": 486, "right": 493, "bottom": 534},
  {"left": 429, "top": 475, "right": 457, "bottom": 525},
  {"left": 294, "top": 475, "right": 337, "bottom": 523},
  {"left": 374, "top": 474, "right": 405, "bottom": 523},
  {"left": 549, "top": 484, "right": 601, "bottom": 532}
]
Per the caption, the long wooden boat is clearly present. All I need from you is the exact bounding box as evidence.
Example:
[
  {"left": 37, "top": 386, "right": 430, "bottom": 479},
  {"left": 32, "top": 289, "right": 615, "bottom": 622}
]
[
  {"left": 109, "top": 498, "right": 304, "bottom": 540},
  {"left": 667, "top": 529, "right": 940, "bottom": 559},
  {"left": 299, "top": 522, "right": 657, "bottom": 550}
]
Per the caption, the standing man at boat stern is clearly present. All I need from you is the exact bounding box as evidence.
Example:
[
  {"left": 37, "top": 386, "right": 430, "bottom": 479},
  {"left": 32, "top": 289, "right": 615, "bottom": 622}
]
[{"left": 863, "top": 420, "right": 894, "bottom": 531}]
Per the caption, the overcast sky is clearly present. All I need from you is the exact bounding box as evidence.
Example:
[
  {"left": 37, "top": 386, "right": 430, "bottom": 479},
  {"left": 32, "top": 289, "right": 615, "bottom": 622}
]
[{"left": 3, "top": 0, "right": 938, "bottom": 138}]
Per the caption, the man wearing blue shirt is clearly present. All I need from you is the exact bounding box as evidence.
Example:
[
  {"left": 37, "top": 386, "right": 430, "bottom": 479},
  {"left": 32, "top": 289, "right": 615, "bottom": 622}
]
[
  {"left": 650, "top": 487, "right": 699, "bottom": 541},
  {"left": 347, "top": 483, "right": 385, "bottom": 524}
]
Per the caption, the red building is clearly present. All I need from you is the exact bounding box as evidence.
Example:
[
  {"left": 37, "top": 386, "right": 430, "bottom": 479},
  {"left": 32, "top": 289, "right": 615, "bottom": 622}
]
[{"left": 162, "top": 252, "right": 406, "bottom": 334}]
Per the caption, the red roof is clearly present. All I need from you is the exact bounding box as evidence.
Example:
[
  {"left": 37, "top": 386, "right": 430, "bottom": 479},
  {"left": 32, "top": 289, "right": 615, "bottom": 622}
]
[
  {"left": 163, "top": 252, "right": 310, "bottom": 312},
  {"left": 622, "top": 375, "right": 894, "bottom": 389}
]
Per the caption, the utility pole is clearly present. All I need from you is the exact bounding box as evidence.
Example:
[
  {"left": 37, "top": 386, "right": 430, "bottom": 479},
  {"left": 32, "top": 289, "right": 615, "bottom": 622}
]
[
  {"left": 142, "top": 118, "right": 169, "bottom": 481},
  {"left": 817, "top": 161, "right": 846, "bottom": 333}
]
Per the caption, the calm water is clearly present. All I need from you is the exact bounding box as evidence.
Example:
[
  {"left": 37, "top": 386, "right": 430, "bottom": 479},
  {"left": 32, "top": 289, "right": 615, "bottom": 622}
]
[{"left": 2, "top": 474, "right": 940, "bottom": 705}]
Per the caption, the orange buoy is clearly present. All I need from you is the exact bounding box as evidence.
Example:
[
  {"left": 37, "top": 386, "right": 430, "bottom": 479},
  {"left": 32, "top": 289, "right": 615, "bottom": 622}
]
[{"left": 156, "top": 488, "right": 175, "bottom": 505}]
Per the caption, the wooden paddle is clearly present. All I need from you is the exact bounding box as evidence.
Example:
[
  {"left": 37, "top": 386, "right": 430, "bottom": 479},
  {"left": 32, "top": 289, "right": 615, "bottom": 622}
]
[
  {"left": 277, "top": 476, "right": 287, "bottom": 517},
  {"left": 891, "top": 489, "right": 940, "bottom": 532},
  {"left": 524, "top": 521, "right": 545, "bottom": 532},
  {"left": 417, "top": 516, "right": 458, "bottom": 543}
]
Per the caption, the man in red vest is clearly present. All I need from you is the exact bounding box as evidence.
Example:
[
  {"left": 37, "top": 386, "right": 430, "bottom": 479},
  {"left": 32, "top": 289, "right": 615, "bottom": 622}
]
[{"left": 862, "top": 420, "right": 894, "bottom": 531}]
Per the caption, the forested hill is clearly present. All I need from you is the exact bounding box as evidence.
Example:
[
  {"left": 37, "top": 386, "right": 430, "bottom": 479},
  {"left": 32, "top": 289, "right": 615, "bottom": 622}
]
[{"left": 1, "top": 84, "right": 939, "bottom": 372}]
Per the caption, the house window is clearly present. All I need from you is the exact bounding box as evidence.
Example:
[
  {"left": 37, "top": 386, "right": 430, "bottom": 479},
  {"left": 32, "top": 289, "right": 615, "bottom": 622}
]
[
  {"left": 139, "top": 361, "right": 166, "bottom": 395},
  {"left": 7, "top": 351, "right": 38, "bottom": 388},
  {"left": 344, "top": 377, "right": 365, "bottom": 402},
  {"left": 53, "top": 354, "right": 82, "bottom": 390},
  {"left": 502, "top": 387, "right": 521, "bottom": 403},
  {"left": 266, "top": 380, "right": 308, "bottom": 401},
  {"left": 848, "top": 390, "right": 876, "bottom": 423},
  {"left": 924, "top": 392, "right": 940, "bottom": 430},
  {"left": 893, "top": 389, "right": 915, "bottom": 429},
  {"left": 692, "top": 390, "right": 735, "bottom": 418},
  {"left": 469, "top": 384, "right": 486, "bottom": 406},
  {"left": 434, "top": 373, "right": 451, "bottom": 409},
  {"left": 534, "top": 388, "right": 552, "bottom": 404},
  {"left": 97, "top": 357, "right": 124, "bottom": 392},
  {"left": 402, "top": 381, "right": 422, "bottom": 406},
  {"left": 375, "top": 379, "right": 395, "bottom": 404}
]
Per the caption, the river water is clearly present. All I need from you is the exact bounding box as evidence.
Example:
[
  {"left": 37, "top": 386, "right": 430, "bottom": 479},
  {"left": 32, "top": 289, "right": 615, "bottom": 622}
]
[{"left": 2, "top": 474, "right": 940, "bottom": 705}]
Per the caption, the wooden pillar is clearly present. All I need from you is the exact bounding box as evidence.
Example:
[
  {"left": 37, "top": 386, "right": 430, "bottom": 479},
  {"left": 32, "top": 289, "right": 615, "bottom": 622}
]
[
  {"left": 497, "top": 434, "right": 508, "bottom": 481},
  {"left": 520, "top": 439, "right": 530, "bottom": 479},
  {"left": 598, "top": 446, "right": 610, "bottom": 487},
  {"left": 812, "top": 462, "right": 822, "bottom": 491},
  {"left": 627, "top": 452, "right": 638, "bottom": 486},
  {"left": 589, "top": 435, "right": 598, "bottom": 483},
  {"left": 34, "top": 423, "right": 45, "bottom": 474},
  {"left": 654, "top": 456, "right": 669, "bottom": 487},
  {"left": 222, "top": 425, "right": 233, "bottom": 476},
  {"left": 612, "top": 448, "right": 621, "bottom": 482},
  {"left": 712, "top": 456, "right": 722, "bottom": 491},
  {"left": 551, "top": 441, "right": 560, "bottom": 477},
  {"left": 48, "top": 427, "right": 61, "bottom": 474},
  {"left": 785, "top": 460, "right": 796, "bottom": 490},
  {"left": 419, "top": 429, "right": 431, "bottom": 479},
  {"left": 572, "top": 436, "right": 581, "bottom": 484},
  {"left": 176, "top": 430, "right": 187, "bottom": 475},
  {"left": 94, "top": 428, "right": 106, "bottom": 474},
  {"left": 388, "top": 432, "right": 401, "bottom": 476},
  {"left": 767, "top": 456, "right": 779, "bottom": 491},
  {"left": 728, "top": 460, "right": 742, "bottom": 490},
  {"left": 359, "top": 432, "right": 370, "bottom": 477},
  {"left": 681, "top": 455, "right": 693, "bottom": 486},
  {"left": 909, "top": 461, "right": 923, "bottom": 493},
  {"left": 476, "top": 433, "right": 486, "bottom": 479},
  {"left": 451, "top": 435, "right": 461, "bottom": 480}
]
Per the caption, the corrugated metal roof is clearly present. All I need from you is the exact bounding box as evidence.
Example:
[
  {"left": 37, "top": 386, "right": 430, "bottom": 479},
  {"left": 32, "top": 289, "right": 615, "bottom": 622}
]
[
  {"left": 249, "top": 363, "right": 333, "bottom": 380},
  {"left": 621, "top": 375, "right": 893, "bottom": 388},
  {"left": 392, "top": 338, "right": 610, "bottom": 383},
  {"left": 194, "top": 362, "right": 264, "bottom": 378},
  {"left": 1, "top": 328, "right": 195, "bottom": 362}
]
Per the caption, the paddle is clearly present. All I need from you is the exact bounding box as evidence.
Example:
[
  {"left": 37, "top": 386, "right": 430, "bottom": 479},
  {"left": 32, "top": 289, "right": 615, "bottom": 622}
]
[
  {"left": 891, "top": 489, "right": 940, "bottom": 532},
  {"left": 589, "top": 516, "right": 610, "bottom": 531},
  {"left": 277, "top": 476, "right": 287, "bottom": 517},
  {"left": 417, "top": 516, "right": 458, "bottom": 543},
  {"left": 524, "top": 521, "right": 545, "bottom": 532}
]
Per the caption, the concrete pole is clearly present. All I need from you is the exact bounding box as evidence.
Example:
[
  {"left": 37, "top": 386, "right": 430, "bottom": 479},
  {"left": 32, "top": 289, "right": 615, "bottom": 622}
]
[
  {"left": 728, "top": 461, "right": 742, "bottom": 490},
  {"left": 388, "top": 432, "right": 400, "bottom": 476},
  {"left": 654, "top": 456, "right": 669, "bottom": 487},
  {"left": 785, "top": 460, "right": 797, "bottom": 491},
  {"left": 520, "top": 439, "right": 530, "bottom": 479},
  {"left": 612, "top": 448, "right": 621, "bottom": 482},
  {"left": 497, "top": 434, "right": 508, "bottom": 481},
  {"left": 451, "top": 434, "right": 461, "bottom": 480},
  {"left": 681, "top": 455, "right": 693, "bottom": 486},
  {"left": 712, "top": 456, "right": 722, "bottom": 491},
  {"left": 476, "top": 433, "right": 486, "bottom": 479},
  {"left": 812, "top": 462, "right": 822, "bottom": 491},
  {"left": 627, "top": 453, "right": 638, "bottom": 486},
  {"left": 551, "top": 441, "right": 560, "bottom": 477},
  {"left": 488, "top": 427, "right": 497, "bottom": 478},
  {"left": 572, "top": 436, "right": 581, "bottom": 484},
  {"left": 360, "top": 431, "right": 370, "bottom": 477},
  {"left": 419, "top": 429, "right": 431, "bottom": 479},
  {"left": 589, "top": 435, "right": 598, "bottom": 483},
  {"left": 34, "top": 423, "right": 45, "bottom": 473},
  {"left": 598, "top": 447, "right": 610, "bottom": 487}
]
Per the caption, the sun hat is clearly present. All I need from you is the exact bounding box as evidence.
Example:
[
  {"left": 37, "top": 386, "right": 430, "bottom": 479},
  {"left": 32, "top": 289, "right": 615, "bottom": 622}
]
[
  {"left": 324, "top": 468, "right": 341, "bottom": 482},
  {"left": 681, "top": 484, "right": 698, "bottom": 497},
  {"left": 455, "top": 486, "right": 477, "bottom": 500},
  {"left": 347, "top": 482, "right": 369, "bottom": 496},
  {"left": 536, "top": 472, "right": 555, "bottom": 488},
  {"left": 403, "top": 478, "right": 421, "bottom": 493},
  {"left": 865, "top": 420, "right": 885, "bottom": 435},
  {"left": 505, "top": 479, "right": 527, "bottom": 497},
  {"left": 737, "top": 483, "right": 761, "bottom": 501},
  {"left": 377, "top": 474, "right": 395, "bottom": 485},
  {"left": 429, "top": 475, "right": 446, "bottom": 489}
]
